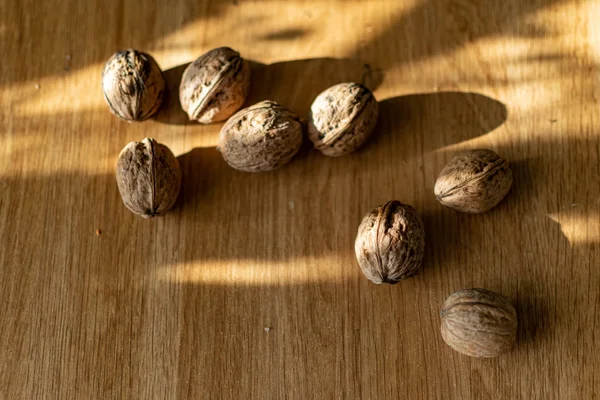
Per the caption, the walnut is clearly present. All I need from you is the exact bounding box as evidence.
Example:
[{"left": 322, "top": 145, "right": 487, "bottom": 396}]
[
  {"left": 102, "top": 49, "right": 166, "bottom": 121},
  {"left": 116, "top": 138, "right": 181, "bottom": 218},
  {"left": 308, "top": 82, "right": 379, "bottom": 157},
  {"left": 354, "top": 201, "right": 425, "bottom": 284},
  {"left": 179, "top": 47, "right": 251, "bottom": 124},
  {"left": 440, "top": 288, "right": 518, "bottom": 358},
  {"left": 434, "top": 149, "right": 513, "bottom": 213},
  {"left": 218, "top": 100, "right": 303, "bottom": 172}
]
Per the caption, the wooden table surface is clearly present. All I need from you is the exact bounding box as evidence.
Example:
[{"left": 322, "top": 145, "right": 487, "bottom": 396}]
[{"left": 1, "top": 0, "right": 599, "bottom": 398}]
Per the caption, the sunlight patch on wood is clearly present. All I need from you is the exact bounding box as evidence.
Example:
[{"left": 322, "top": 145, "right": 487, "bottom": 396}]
[
  {"left": 156, "top": 258, "right": 350, "bottom": 285},
  {"left": 8, "top": 64, "right": 106, "bottom": 115},
  {"left": 548, "top": 212, "right": 600, "bottom": 245}
]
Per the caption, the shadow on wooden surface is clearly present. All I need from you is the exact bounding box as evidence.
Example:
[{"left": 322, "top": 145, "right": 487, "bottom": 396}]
[
  {"left": 257, "top": 28, "right": 312, "bottom": 41},
  {"left": 173, "top": 91, "right": 508, "bottom": 263},
  {"left": 244, "top": 58, "right": 384, "bottom": 113},
  {"left": 3, "top": 0, "right": 599, "bottom": 397},
  {"left": 358, "top": 0, "right": 568, "bottom": 68},
  {"left": 155, "top": 57, "right": 385, "bottom": 125},
  {"left": 154, "top": 63, "right": 193, "bottom": 125},
  {"left": 374, "top": 92, "right": 507, "bottom": 153},
  {"left": 0, "top": 0, "right": 568, "bottom": 87},
  {"left": 2, "top": 104, "right": 598, "bottom": 399},
  {"left": 516, "top": 279, "right": 553, "bottom": 348},
  {"left": 0, "top": 0, "right": 244, "bottom": 86}
]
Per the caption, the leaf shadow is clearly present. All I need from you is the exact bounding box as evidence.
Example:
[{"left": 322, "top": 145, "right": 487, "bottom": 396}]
[{"left": 355, "top": 0, "right": 567, "bottom": 69}]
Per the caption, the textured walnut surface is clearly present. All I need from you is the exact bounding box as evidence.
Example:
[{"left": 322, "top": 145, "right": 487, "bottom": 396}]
[
  {"left": 354, "top": 201, "right": 425, "bottom": 284},
  {"left": 218, "top": 100, "right": 303, "bottom": 172},
  {"left": 102, "top": 49, "right": 165, "bottom": 121},
  {"left": 308, "top": 82, "right": 379, "bottom": 157},
  {"left": 434, "top": 149, "right": 513, "bottom": 213},
  {"left": 116, "top": 138, "right": 181, "bottom": 218},
  {"left": 179, "top": 47, "right": 251, "bottom": 124},
  {"left": 440, "top": 288, "right": 518, "bottom": 358}
]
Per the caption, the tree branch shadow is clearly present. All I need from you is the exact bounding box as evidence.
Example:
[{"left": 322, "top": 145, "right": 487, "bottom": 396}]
[{"left": 356, "top": 0, "right": 567, "bottom": 68}]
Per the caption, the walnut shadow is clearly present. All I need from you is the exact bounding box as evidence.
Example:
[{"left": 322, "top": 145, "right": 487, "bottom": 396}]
[
  {"left": 371, "top": 92, "right": 508, "bottom": 154},
  {"left": 174, "top": 91, "right": 508, "bottom": 264},
  {"left": 244, "top": 58, "right": 384, "bottom": 115},
  {"left": 154, "top": 63, "right": 193, "bottom": 125},
  {"left": 491, "top": 141, "right": 600, "bottom": 350},
  {"left": 154, "top": 58, "right": 384, "bottom": 125},
  {"left": 419, "top": 148, "right": 591, "bottom": 349},
  {"left": 514, "top": 280, "right": 553, "bottom": 349}
]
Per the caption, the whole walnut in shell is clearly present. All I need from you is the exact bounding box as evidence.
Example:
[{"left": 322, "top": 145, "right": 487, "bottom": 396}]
[
  {"left": 354, "top": 201, "right": 425, "bottom": 284},
  {"left": 440, "top": 288, "right": 518, "bottom": 358},
  {"left": 308, "top": 82, "right": 379, "bottom": 157},
  {"left": 434, "top": 149, "right": 513, "bottom": 213},
  {"left": 218, "top": 100, "right": 303, "bottom": 172},
  {"left": 102, "top": 49, "right": 166, "bottom": 121},
  {"left": 116, "top": 138, "right": 181, "bottom": 218},
  {"left": 179, "top": 47, "right": 251, "bottom": 124}
]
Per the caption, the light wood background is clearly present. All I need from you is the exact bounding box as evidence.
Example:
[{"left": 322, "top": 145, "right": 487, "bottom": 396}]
[{"left": 1, "top": 0, "right": 599, "bottom": 398}]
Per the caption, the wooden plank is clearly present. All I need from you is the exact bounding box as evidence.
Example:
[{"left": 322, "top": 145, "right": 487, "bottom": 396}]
[{"left": 1, "top": 0, "right": 598, "bottom": 398}]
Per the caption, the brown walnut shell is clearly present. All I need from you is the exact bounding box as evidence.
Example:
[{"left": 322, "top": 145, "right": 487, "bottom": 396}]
[
  {"left": 116, "top": 138, "right": 181, "bottom": 218},
  {"left": 434, "top": 149, "right": 513, "bottom": 213},
  {"left": 354, "top": 201, "right": 425, "bottom": 284},
  {"left": 102, "top": 49, "right": 166, "bottom": 121},
  {"left": 179, "top": 47, "right": 251, "bottom": 124},
  {"left": 308, "top": 82, "right": 379, "bottom": 157},
  {"left": 440, "top": 288, "right": 518, "bottom": 358},
  {"left": 218, "top": 100, "right": 303, "bottom": 172}
]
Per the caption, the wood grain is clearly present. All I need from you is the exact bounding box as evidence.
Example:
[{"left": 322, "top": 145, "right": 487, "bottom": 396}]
[{"left": 1, "top": 0, "right": 599, "bottom": 398}]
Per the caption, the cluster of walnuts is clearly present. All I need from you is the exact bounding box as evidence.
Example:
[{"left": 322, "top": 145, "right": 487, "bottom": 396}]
[{"left": 103, "top": 47, "right": 517, "bottom": 359}]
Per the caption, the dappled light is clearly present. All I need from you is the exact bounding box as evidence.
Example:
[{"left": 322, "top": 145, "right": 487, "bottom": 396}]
[{"left": 1, "top": 0, "right": 599, "bottom": 398}]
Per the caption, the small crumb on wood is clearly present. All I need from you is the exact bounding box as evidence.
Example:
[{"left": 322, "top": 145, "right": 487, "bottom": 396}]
[
  {"left": 64, "top": 54, "right": 72, "bottom": 72},
  {"left": 95, "top": 229, "right": 102, "bottom": 236},
  {"left": 264, "top": 327, "right": 271, "bottom": 333},
  {"left": 570, "top": 203, "right": 577, "bottom": 207},
  {"left": 288, "top": 200, "right": 295, "bottom": 211},
  {"left": 549, "top": 119, "right": 558, "bottom": 123},
  {"left": 34, "top": 84, "right": 40, "bottom": 89}
]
